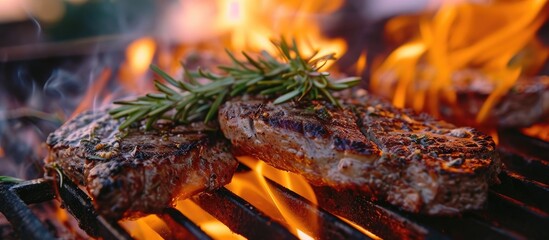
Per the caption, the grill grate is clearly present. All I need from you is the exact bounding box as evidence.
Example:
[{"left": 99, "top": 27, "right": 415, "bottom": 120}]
[{"left": 1, "top": 130, "right": 548, "bottom": 239}]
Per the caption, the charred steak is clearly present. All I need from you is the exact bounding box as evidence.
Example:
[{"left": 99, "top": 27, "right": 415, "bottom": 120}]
[
  {"left": 46, "top": 110, "right": 238, "bottom": 219},
  {"left": 218, "top": 95, "right": 500, "bottom": 215}
]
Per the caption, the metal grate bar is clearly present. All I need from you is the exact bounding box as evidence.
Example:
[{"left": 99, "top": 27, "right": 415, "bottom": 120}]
[
  {"left": 464, "top": 218, "right": 525, "bottom": 239},
  {"left": 499, "top": 130, "right": 549, "bottom": 161},
  {"left": 0, "top": 183, "right": 56, "bottom": 240},
  {"left": 313, "top": 186, "right": 437, "bottom": 239},
  {"left": 491, "top": 170, "right": 549, "bottom": 213},
  {"left": 56, "top": 173, "right": 133, "bottom": 240},
  {"left": 11, "top": 179, "right": 56, "bottom": 204},
  {"left": 472, "top": 191, "right": 549, "bottom": 239},
  {"left": 161, "top": 208, "right": 213, "bottom": 240},
  {"left": 192, "top": 187, "right": 298, "bottom": 240},
  {"left": 413, "top": 214, "right": 523, "bottom": 240},
  {"left": 401, "top": 207, "right": 520, "bottom": 239},
  {"left": 263, "top": 177, "right": 372, "bottom": 239},
  {"left": 415, "top": 205, "right": 529, "bottom": 240},
  {"left": 498, "top": 148, "right": 549, "bottom": 184},
  {"left": 313, "top": 185, "right": 533, "bottom": 240}
]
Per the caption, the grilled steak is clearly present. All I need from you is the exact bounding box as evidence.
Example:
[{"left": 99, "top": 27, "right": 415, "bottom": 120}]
[
  {"left": 218, "top": 94, "right": 500, "bottom": 215},
  {"left": 46, "top": 110, "right": 238, "bottom": 219},
  {"left": 448, "top": 73, "right": 549, "bottom": 128}
]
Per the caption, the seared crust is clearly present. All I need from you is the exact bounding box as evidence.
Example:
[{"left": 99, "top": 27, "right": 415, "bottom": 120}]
[
  {"left": 46, "top": 110, "right": 237, "bottom": 219},
  {"left": 219, "top": 95, "right": 501, "bottom": 215},
  {"left": 350, "top": 94, "right": 500, "bottom": 214},
  {"left": 219, "top": 98, "right": 381, "bottom": 188}
]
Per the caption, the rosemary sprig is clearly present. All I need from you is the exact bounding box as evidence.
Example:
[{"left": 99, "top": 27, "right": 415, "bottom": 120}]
[
  {"left": 110, "top": 37, "right": 360, "bottom": 129},
  {"left": 0, "top": 176, "right": 23, "bottom": 184}
]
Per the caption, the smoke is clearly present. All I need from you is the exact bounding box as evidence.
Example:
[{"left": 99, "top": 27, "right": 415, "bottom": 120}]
[{"left": 0, "top": 0, "right": 163, "bottom": 179}]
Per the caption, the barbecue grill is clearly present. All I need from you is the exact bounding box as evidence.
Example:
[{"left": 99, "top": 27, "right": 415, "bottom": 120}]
[
  {"left": 1, "top": 128, "right": 548, "bottom": 239},
  {"left": 1, "top": 1, "right": 549, "bottom": 239}
]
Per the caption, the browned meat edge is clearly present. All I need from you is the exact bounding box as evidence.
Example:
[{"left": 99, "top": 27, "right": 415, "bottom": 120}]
[
  {"left": 46, "top": 110, "right": 238, "bottom": 219},
  {"left": 218, "top": 94, "right": 500, "bottom": 215}
]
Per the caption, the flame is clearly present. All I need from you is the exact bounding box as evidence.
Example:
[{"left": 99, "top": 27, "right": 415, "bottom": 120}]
[
  {"left": 522, "top": 123, "right": 549, "bottom": 142},
  {"left": 55, "top": 205, "right": 70, "bottom": 225},
  {"left": 52, "top": 202, "right": 91, "bottom": 238},
  {"left": 227, "top": 156, "right": 319, "bottom": 238},
  {"left": 118, "top": 37, "right": 157, "bottom": 93},
  {"left": 296, "top": 230, "right": 315, "bottom": 240},
  {"left": 175, "top": 199, "right": 245, "bottom": 239},
  {"left": 121, "top": 216, "right": 164, "bottom": 240},
  {"left": 490, "top": 129, "right": 499, "bottom": 145},
  {"left": 159, "top": 0, "right": 346, "bottom": 71},
  {"left": 355, "top": 51, "right": 368, "bottom": 76},
  {"left": 224, "top": 0, "right": 346, "bottom": 70},
  {"left": 70, "top": 68, "right": 112, "bottom": 119},
  {"left": 372, "top": 0, "right": 549, "bottom": 123},
  {"left": 0, "top": 147, "right": 4, "bottom": 158},
  {"left": 337, "top": 215, "right": 382, "bottom": 240}
]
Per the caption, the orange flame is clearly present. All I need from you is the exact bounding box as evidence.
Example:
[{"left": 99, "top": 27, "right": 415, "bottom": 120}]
[
  {"left": 70, "top": 68, "right": 111, "bottom": 119},
  {"left": 121, "top": 215, "right": 164, "bottom": 240},
  {"left": 355, "top": 51, "right": 368, "bottom": 76},
  {"left": 227, "top": 156, "right": 319, "bottom": 238},
  {"left": 159, "top": 0, "right": 347, "bottom": 72},
  {"left": 372, "top": 0, "right": 549, "bottom": 123},
  {"left": 522, "top": 123, "right": 549, "bottom": 142},
  {"left": 219, "top": 0, "right": 345, "bottom": 56},
  {"left": 118, "top": 37, "right": 157, "bottom": 93},
  {"left": 239, "top": 0, "right": 346, "bottom": 70},
  {"left": 175, "top": 199, "right": 245, "bottom": 239},
  {"left": 338, "top": 216, "right": 382, "bottom": 240}
]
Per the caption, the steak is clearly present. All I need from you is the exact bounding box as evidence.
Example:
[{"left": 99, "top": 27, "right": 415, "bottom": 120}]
[
  {"left": 448, "top": 73, "right": 549, "bottom": 128},
  {"left": 46, "top": 110, "right": 238, "bottom": 219},
  {"left": 218, "top": 94, "right": 500, "bottom": 215}
]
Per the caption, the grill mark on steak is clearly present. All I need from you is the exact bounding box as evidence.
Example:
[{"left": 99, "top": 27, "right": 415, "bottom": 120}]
[
  {"left": 350, "top": 93, "right": 500, "bottom": 214},
  {"left": 220, "top": 98, "right": 381, "bottom": 188},
  {"left": 218, "top": 95, "right": 501, "bottom": 215},
  {"left": 46, "top": 110, "right": 238, "bottom": 219}
]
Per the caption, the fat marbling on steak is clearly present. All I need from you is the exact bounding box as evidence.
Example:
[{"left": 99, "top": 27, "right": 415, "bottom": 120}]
[
  {"left": 46, "top": 110, "right": 238, "bottom": 219},
  {"left": 218, "top": 94, "right": 500, "bottom": 215}
]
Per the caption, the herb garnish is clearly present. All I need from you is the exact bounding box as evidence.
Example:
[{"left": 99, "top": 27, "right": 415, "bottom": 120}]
[
  {"left": 109, "top": 37, "right": 360, "bottom": 129},
  {"left": 0, "top": 176, "right": 23, "bottom": 184}
]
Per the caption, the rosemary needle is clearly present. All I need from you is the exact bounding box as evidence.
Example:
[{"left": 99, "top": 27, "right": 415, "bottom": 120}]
[{"left": 109, "top": 37, "right": 360, "bottom": 129}]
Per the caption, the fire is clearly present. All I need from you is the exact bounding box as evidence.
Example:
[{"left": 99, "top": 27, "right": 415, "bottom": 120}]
[
  {"left": 337, "top": 216, "right": 382, "bottom": 240},
  {"left": 228, "top": 156, "right": 319, "bottom": 238},
  {"left": 175, "top": 199, "right": 245, "bottom": 239},
  {"left": 118, "top": 37, "right": 157, "bottom": 93},
  {"left": 158, "top": 0, "right": 347, "bottom": 71},
  {"left": 372, "top": 0, "right": 548, "bottom": 123},
  {"left": 70, "top": 68, "right": 112, "bottom": 119},
  {"left": 522, "top": 123, "right": 549, "bottom": 142},
  {"left": 121, "top": 215, "right": 164, "bottom": 240},
  {"left": 218, "top": 0, "right": 346, "bottom": 56},
  {"left": 355, "top": 51, "right": 368, "bottom": 76}
]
